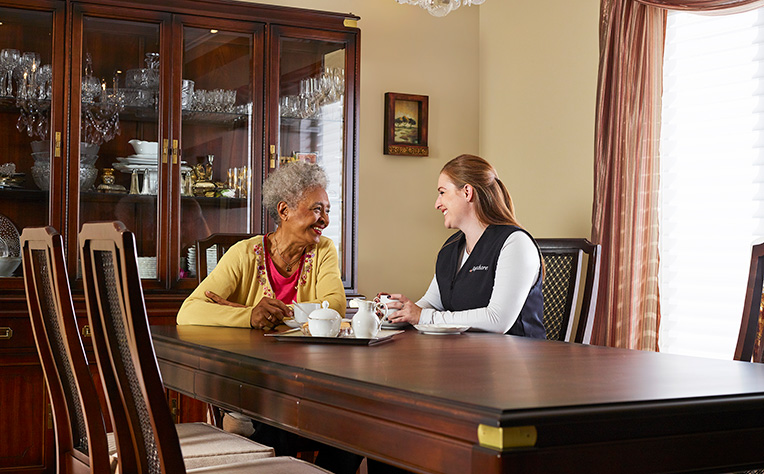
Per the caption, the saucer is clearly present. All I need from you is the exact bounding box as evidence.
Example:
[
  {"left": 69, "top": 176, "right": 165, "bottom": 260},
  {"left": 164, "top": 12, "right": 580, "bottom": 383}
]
[
  {"left": 414, "top": 324, "right": 470, "bottom": 335},
  {"left": 381, "top": 321, "right": 409, "bottom": 329}
]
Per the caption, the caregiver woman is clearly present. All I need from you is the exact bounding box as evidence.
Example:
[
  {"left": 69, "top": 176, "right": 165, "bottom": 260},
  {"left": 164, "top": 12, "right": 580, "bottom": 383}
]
[{"left": 385, "top": 154, "right": 546, "bottom": 337}]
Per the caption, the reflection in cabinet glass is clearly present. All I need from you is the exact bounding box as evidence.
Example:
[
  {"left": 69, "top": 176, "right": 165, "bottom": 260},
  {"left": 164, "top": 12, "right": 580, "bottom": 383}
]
[
  {"left": 277, "top": 37, "right": 347, "bottom": 277},
  {"left": 0, "top": 7, "right": 58, "bottom": 279},
  {"left": 180, "top": 24, "right": 256, "bottom": 281},
  {"left": 79, "top": 15, "right": 161, "bottom": 279}
]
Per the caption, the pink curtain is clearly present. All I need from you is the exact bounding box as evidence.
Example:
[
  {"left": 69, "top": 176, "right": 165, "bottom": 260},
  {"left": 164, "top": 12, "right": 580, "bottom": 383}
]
[{"left": 591, "top": 0, "right": 764, "bottom": 350}]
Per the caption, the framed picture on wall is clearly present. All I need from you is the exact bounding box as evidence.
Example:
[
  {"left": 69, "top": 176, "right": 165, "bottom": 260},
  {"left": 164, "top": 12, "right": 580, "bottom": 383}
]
[
  {"left": 384, "top": 92, "right": 429, "bottom": 156},
  {"left": 294, "top": 152, "right": 318, "bottom": 164}
]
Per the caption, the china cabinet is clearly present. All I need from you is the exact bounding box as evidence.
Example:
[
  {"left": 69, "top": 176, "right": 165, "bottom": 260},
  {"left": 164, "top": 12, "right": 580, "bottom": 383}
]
[{"left": 0, "top": 0, "right": 359, "bottom": 471}]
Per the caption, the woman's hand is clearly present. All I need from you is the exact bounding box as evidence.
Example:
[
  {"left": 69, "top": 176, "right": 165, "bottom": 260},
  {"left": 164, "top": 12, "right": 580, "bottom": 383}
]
[
  {"left": 250, "top": 297, "right": 292, "bottom": 329},
  {"left": 204, "top": 291, "right": 291, "bottom": 329},
  {"left": 384, "top": 293, "right": 422, "bottom": 325}
]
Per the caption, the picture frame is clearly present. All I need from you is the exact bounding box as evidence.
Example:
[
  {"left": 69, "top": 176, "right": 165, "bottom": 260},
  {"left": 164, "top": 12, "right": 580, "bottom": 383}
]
[
  {"left": 294, "top": 152, "right": 318, "bottom": 164},
  {"left": 384, "top": 92, "right": 429, "bottom": 156}
]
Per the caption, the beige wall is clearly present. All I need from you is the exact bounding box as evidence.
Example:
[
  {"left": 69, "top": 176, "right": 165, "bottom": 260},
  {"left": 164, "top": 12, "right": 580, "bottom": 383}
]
[
  {"left": 246, "top": 0, "right": 598, "bottom": 299},
  {"left": 479, "top": 0, "right": 600, "bottom": 238}
]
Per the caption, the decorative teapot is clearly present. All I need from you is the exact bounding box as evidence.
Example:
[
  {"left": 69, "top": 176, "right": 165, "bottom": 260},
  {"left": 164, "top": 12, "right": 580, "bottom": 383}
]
[
  {"left": 307, "top": 301, "right": 341, "bottom": 337},
  {"left": 349, "top": 298, "right": 387, "bottom": 339}
]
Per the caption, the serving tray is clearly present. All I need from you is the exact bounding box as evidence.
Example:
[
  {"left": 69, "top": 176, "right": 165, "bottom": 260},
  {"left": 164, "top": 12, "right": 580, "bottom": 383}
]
[{"left": 266, "top": 328, "right": 403, "bottom": 345}]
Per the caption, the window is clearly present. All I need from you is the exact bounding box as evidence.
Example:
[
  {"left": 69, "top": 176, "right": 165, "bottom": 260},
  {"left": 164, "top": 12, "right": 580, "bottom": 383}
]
[{"left": 659, "top": 8, "right": 764, "bottom": 359}]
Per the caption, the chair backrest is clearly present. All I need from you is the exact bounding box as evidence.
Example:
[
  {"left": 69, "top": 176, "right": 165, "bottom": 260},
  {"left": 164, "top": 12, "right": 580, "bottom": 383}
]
[
  {"left": 536, "top": 238, "right": 601, "bottom": 344},
  {"left": 195, "top": 233, "right": 251, "bottom": 281},
  {"left": 734, "top": 241, "right": 764, "bottom": 362},
  {"left": 79, "top": 221, "right": 186, "bottom": 474},
  {"left": 20, "top": 226, "right": 112, "bottom": 473}
]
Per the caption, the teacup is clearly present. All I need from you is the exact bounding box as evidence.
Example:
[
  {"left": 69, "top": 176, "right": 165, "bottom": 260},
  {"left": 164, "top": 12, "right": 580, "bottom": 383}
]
[
  {"left": 374, "top": 293, "right": 398, "bottom": 321},
  {"left": 293, "top": 302, "right": 320, "bottom": 323}
]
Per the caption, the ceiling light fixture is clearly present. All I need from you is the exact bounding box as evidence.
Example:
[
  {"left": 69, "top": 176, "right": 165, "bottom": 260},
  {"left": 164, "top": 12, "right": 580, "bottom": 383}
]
[{"left": 395, "top": 0, "right": 485, "bottom": 17}]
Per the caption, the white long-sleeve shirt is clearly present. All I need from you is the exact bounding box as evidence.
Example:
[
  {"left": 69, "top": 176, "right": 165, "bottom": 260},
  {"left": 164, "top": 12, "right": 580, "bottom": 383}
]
[{"left": 416, "top": 231, "right": 541, "bottom": 333}]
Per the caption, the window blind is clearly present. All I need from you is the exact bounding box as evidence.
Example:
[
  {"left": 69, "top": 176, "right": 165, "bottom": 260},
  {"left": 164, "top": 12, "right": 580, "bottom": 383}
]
[{"left": 659, "top": 8, "right": 764, "bottom": 360}]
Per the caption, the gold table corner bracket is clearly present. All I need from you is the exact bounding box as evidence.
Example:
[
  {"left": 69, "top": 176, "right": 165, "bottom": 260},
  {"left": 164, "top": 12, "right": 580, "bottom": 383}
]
[
  {"left": 477, "top": 424, "right": 537, "bottom": 450},
  {"left": 343, "top": 18, "right": 358, "bottom": 28}
]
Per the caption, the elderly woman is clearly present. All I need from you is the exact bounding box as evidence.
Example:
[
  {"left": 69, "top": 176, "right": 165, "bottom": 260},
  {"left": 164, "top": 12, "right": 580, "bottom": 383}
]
[
  {"left": 177, "top": 162, "right": 362, "bottom": 474},
  {"left": 177, "top": 161, "right": 345, "bottom": 328}
]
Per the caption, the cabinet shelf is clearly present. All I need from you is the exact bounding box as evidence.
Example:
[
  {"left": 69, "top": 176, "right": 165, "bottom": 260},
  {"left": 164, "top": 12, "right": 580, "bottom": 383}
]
[
  {"left": 115, "top": 104, "right": 250, "bottom": 127},
  {"left": 77, "top": 190, "right": 247, "bottom": 209},
  {"left": 0, "top": 95, "right": 50, "bottom": 112},
  {"left": 0, "top": 187, "right": 47, "bottom": 201}
]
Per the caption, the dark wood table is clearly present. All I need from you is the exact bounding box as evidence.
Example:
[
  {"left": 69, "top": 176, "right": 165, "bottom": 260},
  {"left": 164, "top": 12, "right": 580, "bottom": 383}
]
[{"left": 151, "top": 325, "right": 764, "bottom": 473}]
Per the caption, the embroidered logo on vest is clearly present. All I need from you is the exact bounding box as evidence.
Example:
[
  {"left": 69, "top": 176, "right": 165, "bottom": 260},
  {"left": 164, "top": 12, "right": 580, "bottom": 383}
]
[{"left": 469, "top": 264, "right": 489, "bottom": 273}]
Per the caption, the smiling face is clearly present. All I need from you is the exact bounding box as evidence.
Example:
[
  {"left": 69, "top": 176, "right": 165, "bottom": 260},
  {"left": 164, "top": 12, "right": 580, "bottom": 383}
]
[
  {"left": 281, "top": 186, "right": 330, "bottom": 246},
  {"left": 435, "top": 173, "right": 470, "bottom": 229}
]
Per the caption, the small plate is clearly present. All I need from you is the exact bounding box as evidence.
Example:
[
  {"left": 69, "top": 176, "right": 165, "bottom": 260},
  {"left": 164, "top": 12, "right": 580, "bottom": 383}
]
[
  {"left": 282, "top": 318, "right": 301, "bottom": 328},
  {"left": 381, "top": 321, "right": 409, "bottom": 330},
  {"left": 414, "top": 324, "right": 470, "bottom": 335}
]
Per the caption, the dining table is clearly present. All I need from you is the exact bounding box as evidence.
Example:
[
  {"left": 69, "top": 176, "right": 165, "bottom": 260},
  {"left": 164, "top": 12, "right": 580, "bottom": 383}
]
[{"left": 150, "top": 324, "right": 764, "bottom": 473}]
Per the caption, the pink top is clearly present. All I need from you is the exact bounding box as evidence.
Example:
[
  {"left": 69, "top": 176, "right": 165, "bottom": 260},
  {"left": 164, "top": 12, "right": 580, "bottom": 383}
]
[{"left": 264, "top": 236, "right": 301, "bottom": 303}]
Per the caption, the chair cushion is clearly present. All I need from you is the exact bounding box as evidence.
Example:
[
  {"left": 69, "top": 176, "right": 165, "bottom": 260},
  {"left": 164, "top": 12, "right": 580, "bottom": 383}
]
[
  {"left": 189, "top": 456, "right": 334, "bottom": 473},
  {"left": 108, "top": 422, "right": 274, "bottom": 469}
]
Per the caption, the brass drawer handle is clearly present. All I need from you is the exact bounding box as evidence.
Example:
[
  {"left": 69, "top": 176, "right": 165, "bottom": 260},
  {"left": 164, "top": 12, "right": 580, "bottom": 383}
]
[
  {"left": 82, "top": 325, "right": 91, "bottom": 338},
  {"left": 0, "top": 327, "right": 13, "bottom": 340}
]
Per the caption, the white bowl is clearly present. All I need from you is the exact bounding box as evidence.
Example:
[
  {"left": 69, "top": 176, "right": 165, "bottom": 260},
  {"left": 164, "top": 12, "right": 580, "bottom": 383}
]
[
  {"left": 0, "top": 256, "right": 21, "bottom": 277},
  {"left": 129, "top": 139, "right": 159, "bottom": 156}
]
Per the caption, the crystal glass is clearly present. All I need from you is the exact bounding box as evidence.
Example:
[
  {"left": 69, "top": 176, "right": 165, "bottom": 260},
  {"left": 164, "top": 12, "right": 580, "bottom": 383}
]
[{"left": 0, "top": 49, "right": 19, "bottom": 96}]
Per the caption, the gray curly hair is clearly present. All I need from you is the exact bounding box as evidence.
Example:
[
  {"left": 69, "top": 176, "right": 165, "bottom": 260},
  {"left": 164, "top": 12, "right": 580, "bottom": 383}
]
[{"left": 262, "top": 161, "right": 328, "bottom": 224}]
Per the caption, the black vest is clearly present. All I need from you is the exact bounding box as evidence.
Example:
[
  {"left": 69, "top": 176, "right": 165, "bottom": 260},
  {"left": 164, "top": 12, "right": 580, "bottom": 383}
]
[{"left": 435, "top": 225, "right": 545, "bottom": 338}]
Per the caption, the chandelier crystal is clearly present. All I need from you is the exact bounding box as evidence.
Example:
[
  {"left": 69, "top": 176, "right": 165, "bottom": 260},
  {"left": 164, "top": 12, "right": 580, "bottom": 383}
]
[{"left": 395, "top": 0, "right": 485, "bottom": 17}]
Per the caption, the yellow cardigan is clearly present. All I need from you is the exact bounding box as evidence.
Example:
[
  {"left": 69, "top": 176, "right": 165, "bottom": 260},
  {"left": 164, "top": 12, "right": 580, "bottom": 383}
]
[{"left": 177, "top": 235, "right": 346, "bottom": 327}]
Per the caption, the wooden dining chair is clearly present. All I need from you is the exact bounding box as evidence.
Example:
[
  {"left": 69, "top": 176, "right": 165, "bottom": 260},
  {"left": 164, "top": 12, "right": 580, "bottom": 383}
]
[
  {"left": 195, "top": 232, "right": 251, "bottom": 281},
  {"left": 734, "top": 241, "right": 764, "bottom": 362},
  {"left": 536, "top": 238, "right": 601, "bottom": 344},
  {"left": 193, "top": 232, "right": 252, "bottom": 427},
  {"left": 21, "top": 226, "right": 114, "bottom": 474},
  {"left": 78, "top": 221, "right": 331, "bottom": 474}
]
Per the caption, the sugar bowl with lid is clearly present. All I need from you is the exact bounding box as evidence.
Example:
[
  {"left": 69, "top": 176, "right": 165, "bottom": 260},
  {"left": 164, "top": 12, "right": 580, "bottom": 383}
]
[{"left": 307, "top": 301, "right": 341, "bottom": 337}]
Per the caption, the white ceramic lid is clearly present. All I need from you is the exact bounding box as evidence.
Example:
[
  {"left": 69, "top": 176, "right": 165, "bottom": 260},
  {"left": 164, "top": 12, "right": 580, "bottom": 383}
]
[{"left": 308, "top": 301, "right": 340, "bottom": 320}]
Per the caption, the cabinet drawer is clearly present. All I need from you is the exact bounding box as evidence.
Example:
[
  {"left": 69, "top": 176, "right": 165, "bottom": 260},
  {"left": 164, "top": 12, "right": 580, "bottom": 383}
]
[{"left": 0, "top": 317, "right": 34, "bottom": 349}]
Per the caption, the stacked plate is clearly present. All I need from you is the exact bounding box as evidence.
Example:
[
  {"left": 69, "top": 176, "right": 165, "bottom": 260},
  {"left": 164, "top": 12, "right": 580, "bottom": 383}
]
[
  {"left": 186, "top": 245, "right": 220, "bottom": 278},
  {"left": 116, "top": 153, "right": 159, "bottom": 167},
  {"left": 137, "top": 256, "right": 157, "bottom": 279},
  {"left": 187, "top": 247, "right": 197, "bottom": 277},
  {"left": 207, "top": 247, "right": 218, "bottom": 273}
]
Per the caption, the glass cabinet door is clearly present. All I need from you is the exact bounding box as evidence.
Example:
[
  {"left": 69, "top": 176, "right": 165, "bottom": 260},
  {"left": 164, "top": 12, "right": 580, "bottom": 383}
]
[
  {"left": 174, "top": 18, "right": 263, "bottom": 283},
  {"left": 71, "top": 6, "right": 169, "bottom": 283},
  {"left": 0, "top": 2, "right": 64, "bottom": 282},
  {"left": 270, "top": 26, "right": 358, "bottom": 289}
]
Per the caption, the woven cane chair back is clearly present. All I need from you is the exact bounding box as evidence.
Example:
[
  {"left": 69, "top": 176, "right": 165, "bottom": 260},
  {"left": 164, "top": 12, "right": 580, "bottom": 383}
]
[
  {"left": 537, "top": 238, "right": 600, "bottom": 344},
  {"left": 80, "top": 221, "right": 185, "bottom": 473},
  {"left": 21, "top": 226, "right": 112, "bottom": 472}
]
